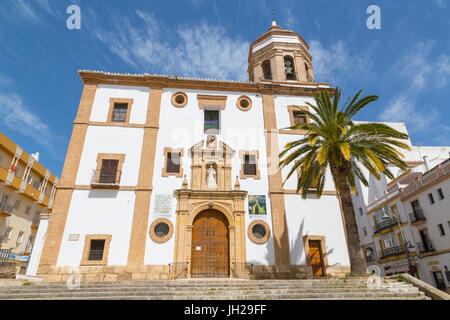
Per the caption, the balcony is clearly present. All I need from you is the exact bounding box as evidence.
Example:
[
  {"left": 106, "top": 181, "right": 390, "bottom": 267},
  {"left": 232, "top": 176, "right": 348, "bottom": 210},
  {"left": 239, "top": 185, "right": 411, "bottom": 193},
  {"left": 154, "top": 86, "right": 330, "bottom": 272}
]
[
  {"left": 409, "top": 209, "right": 426, "bottom": 224},
  {"left": 417, "top": 241, "right": 435, "bottom": 254},
  {"left": 90, "top": 169, "right": 122, "bottom": 189},
  {"left": 378, "top": 245, "right": 406, "bottom": 260},
  {"left": 373, "top": 217, "right": 399, "bottom": 234},
  {"left": 0, "top": 202, "right": 14, "bottom": 217}
]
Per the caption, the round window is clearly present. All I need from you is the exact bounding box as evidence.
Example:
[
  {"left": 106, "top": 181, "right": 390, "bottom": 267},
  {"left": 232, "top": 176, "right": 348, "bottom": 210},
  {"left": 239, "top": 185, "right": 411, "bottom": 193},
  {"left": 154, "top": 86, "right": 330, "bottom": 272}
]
[
  {"left": 248, "top": 220, "right": 270, "bottom": 244},
  {"left": 171, "top": 92, "right": 188, "bottom": 107},
  {"left": 149, "top": 218, "right": 173, "bottom": 243},
  {"left": 236, "top": 95, "right": 252, "bottom": 111},
  {"left": 154, "top": 223, "right": 170, "bottom": 238},
  {"left": 252, "top": 224, "right": 266, "bottom": 239}
]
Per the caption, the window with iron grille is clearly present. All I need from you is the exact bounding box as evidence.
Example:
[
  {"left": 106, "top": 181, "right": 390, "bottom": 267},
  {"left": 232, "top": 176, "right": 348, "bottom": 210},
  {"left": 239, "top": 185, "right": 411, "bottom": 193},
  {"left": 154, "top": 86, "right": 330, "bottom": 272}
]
[
  {"left": 88, "top": 239, "right": 105, "bottom": 261},
  {"left": 99, "top": 159, "right": 119, "bottom": 183},
  {"left": 204, "top": 110, "right": 219, "bottom": 133},
  {"left": 166, "top": 152, "right": 181, "bottom": 174},
  {"left": 438, "top": 224, "right": 446, "bottom": 236},
  {"left": 111, "top": 103, "right": 128, "bottom": 122},
  {"left": 428, "top": 193, "right": 435, "bottom": 205},
  {"left": 252, "top": 224, "right": 267, "bottom": 239},
  {"left": 437, "top": 188, "right": 445, "bottom": 200},
  {"left": 154, "top": 223, "right": 170, "bottom": 238},
  {"left": 293, "top": 111, "right": 307, "bottom": 124},
  {"left": 243, "top": 154, "right": 257, "bottom": 176}
]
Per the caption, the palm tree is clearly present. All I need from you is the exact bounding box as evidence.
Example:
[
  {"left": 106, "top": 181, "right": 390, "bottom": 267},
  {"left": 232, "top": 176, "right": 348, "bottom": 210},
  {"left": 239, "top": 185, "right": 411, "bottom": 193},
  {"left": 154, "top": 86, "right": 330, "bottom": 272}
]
[{"left": 279, "top": 88, "right": 411, "bottom": 275}]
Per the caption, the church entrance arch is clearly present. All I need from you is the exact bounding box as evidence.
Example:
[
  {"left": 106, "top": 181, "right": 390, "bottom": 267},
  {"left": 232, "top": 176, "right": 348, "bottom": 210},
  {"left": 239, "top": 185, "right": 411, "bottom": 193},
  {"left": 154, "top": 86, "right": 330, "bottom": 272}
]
[{"left": 190, "top": 210, "right": 230, "bottom": 278}]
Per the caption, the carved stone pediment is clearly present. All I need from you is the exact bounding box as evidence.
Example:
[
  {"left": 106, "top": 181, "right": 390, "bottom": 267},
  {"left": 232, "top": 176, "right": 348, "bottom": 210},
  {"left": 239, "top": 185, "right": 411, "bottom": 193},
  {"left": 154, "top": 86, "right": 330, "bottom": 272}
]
[{"left": 188, "top": 138, "right": 235, "bottom": 191}]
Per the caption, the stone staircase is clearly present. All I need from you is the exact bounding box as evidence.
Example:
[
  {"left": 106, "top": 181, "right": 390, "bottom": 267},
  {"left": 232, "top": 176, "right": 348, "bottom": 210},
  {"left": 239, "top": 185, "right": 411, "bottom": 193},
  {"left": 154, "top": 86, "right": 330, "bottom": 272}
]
[{"left": 0, "top": 278, "right": 430, "bottom": 300}]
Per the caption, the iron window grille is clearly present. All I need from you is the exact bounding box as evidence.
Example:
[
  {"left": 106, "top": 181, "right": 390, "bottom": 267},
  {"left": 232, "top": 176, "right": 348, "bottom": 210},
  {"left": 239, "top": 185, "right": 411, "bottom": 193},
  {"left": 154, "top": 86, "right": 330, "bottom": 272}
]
[
  {"left": 243, "top": 154, "right": 257, "bottom": 176},
  {"left": 88, "top": 240, "right": 105, "bottom": 261},
  {"left": 111, "top": 103, "right": 128, "bottom": 122},
  {"left": 166, "top": 152, "right": 181, "bottom": 174}
]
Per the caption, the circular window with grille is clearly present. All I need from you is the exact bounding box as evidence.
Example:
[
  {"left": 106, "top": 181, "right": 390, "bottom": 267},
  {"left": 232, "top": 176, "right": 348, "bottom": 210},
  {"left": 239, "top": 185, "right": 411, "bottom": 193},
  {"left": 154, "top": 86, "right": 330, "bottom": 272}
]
[
  {"left": 171, "top": 92, "right": 188, "bottom": 107},
  {"left": 149, "top": 218, "right": 173, "bottom": 243},
  {"left": 248, "top": 220, "right": 270, "bottom": 244},
  {"left": 236, "top": 95, "right": 252, "bottom": 111}
]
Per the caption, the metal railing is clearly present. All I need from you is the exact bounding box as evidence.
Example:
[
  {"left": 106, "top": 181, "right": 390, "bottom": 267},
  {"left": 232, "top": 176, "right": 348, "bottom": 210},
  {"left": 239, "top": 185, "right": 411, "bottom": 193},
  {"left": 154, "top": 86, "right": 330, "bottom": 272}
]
[
  {"left": 378, "top": 245, "right": 406, "bottom": 260},
  {"left": 373, "top": 217, "right": 398, "bottom": 234},
  {"left": 90, "top": 169, "right": 122, "bottom": 186},
  {"left": 231, "top": 262, "right": 254, "bottom": 279},
  {"left": 409, "top": 209, "right": 426, "bottom": 223},
  {"left": 417, "top": 241, "right": 435, "bottom": 253},
  {"left": 87, "top": 249, "right": 104, "bottom": 261},
  {"left": 168, "top": 262, "right": 189, "bottom": 280},
  {"left": 365, "top": 255, "right": 377, "bottom": 263},
  {"left": 0, "top": 202, "right": 14, "bottom": 214},
  {"left": 0, "top": 248, "right": 11, "bottom": 261}
]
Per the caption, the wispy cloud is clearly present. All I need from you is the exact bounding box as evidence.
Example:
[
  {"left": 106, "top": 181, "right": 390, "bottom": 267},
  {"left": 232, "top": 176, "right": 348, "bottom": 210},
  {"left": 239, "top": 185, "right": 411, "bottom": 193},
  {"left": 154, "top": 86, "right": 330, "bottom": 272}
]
[
  {"left": 0, "top": 91, "right": 66, "bottom": 160},
  {"left": 433, "top": 0, "right": 447, "bottom": 9},
  {"left": 379, "top": 40, "right": 450, "bottom": 139},
  {"left": 92, "top": 10, "right": 249, "bottom": 80},
  {"left": 309, "top": 40, "right": 372, "bottom": 84},
  {"left": 0, "top": 73, "right": 13, "bottom": 87}
]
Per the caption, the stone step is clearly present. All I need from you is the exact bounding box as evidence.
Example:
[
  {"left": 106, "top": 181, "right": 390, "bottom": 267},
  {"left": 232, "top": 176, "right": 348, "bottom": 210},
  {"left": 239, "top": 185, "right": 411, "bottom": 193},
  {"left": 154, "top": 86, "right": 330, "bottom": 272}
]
[
  {"left": 0, "top": 287, "right": 421, "bottom": 298},
  {"left": 0, "top": 284, "right": 419, "bottom": 294},
  {"left": 2, "top": 291, "right": 427, "bottom": 300}
]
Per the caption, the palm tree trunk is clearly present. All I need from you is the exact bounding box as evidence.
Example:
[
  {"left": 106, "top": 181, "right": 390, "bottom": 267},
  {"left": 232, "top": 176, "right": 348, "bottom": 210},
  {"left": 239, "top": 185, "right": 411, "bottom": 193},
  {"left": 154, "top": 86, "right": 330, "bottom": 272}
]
[{"left": 329, "top": 158, "right": 367, "bottom": 276}]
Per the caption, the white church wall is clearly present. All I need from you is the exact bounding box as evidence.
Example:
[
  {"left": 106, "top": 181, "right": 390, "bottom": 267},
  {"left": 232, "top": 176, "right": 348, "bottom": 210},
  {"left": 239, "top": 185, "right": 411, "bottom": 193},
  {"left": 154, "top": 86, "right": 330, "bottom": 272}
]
[
  {"left": 56, "top": 190, "right": 135, "bottom": 267},
  {"left": 147, "top": 88, "right": 276, "bottom": 265},
  {"left": 75, "top": 126, "right": 144, "bottom": 186},
  {"left": 284, "top": 194, "right": 350, "bottom": 266},
  {"left": 89, "top": 84, "right": 149, "bottom": 124}
]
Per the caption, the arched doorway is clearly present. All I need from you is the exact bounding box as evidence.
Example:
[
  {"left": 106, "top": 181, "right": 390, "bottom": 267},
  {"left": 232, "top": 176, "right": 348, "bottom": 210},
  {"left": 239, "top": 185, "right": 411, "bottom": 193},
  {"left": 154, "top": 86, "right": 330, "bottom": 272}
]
[{"left": 191, "top": 210, "right": 230, "bottom": 278}]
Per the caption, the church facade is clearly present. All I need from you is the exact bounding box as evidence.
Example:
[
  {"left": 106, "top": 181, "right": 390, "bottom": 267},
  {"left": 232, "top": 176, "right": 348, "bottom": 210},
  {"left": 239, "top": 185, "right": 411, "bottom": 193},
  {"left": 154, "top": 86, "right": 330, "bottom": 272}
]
[{"left": 36, "top": 22, "right": 352, "bottom": 281}]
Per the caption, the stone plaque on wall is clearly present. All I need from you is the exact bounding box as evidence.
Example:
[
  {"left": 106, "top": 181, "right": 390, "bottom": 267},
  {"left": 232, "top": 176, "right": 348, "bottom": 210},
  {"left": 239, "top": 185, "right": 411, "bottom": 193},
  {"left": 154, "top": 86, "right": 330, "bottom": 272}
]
[{"left": 153, "top": 193, "right": 173, "bottom": 217}]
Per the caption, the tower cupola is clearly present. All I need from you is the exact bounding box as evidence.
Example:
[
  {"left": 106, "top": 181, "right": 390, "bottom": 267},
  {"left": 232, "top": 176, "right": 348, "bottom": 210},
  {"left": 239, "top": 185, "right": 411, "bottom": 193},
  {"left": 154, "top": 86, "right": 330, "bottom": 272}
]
[{"left": 248, "top": 21, "right": 314, "bottom": 83}]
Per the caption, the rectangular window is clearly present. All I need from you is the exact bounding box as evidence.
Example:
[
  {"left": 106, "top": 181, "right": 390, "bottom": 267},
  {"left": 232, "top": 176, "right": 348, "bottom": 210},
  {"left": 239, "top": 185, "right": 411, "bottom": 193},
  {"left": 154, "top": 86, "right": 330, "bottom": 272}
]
[
  {"left": 437, "top": 188, "right": 445, "bottom": 200},
  {"left": 166, "top": 152, "right": 181, "bottom": 174},
  {"left": 88, "top": 239, "right": 105, "bottom": 261},
  {"left": 204, "top": 110, "right": 220, "bottom": 133},
  {"left": 363, "top": 227, "right": 368, "bottom": 237},
  {"left": 25, "top": 206, "right": 31, "bottom": 215},
  {"left": 438, "top": 224, "right": 446, "bottom": 236},
  {"left": 111, "top": 103, "right": 128, "bottom": 122},
  {"left": 99, "top": 159, "right": 119, "bottom": 183},
  {"left": 359, "top": 208, "right": 363, "bottom": 216},
  {"left": 428, "top": 193, "right": 435, "bottom": 205},
  {"left": 243, "top": 154, "right": 257, "bottom": 176},
  {"left": 25, "top": 236, "right": 33, "bottom": 252},
  {"left": 14, "top": 200, "right": 20, "bottom": 210},
  {"left": 293, "top": 111, "right": 307, "bottom": 124},
  {"left": 5, "top": 227, "right": 12, "bottom": 239},
  {"left": 16, "top": 231, "right": 24, "bottom": 246}
]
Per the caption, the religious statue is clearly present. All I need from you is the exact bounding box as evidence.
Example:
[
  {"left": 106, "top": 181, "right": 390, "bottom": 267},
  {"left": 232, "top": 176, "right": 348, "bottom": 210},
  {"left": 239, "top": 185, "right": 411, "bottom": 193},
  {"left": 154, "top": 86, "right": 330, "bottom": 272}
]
[{"left": 206, "top": 164, "right": 217, "bottom": 188}]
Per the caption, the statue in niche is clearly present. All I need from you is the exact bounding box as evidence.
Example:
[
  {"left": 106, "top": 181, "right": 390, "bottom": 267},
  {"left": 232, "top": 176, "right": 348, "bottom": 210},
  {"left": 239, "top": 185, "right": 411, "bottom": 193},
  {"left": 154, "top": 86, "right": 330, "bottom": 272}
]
[{"left": 206, "top": 164, "right": 217, "bottom": 188}]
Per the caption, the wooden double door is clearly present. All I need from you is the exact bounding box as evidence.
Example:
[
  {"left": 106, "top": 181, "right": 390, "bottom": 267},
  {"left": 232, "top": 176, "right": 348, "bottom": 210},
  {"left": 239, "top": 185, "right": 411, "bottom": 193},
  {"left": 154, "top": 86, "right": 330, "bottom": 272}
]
[{"left": 191, "top": 210, "right": 230, "bottom": 278}]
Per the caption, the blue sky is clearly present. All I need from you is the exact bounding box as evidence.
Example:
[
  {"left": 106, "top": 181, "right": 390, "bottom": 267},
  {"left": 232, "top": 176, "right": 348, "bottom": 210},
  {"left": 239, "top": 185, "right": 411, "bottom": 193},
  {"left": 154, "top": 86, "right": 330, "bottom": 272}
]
[{"left": 0, "top": 0, "right": 449, "bottom": 177}]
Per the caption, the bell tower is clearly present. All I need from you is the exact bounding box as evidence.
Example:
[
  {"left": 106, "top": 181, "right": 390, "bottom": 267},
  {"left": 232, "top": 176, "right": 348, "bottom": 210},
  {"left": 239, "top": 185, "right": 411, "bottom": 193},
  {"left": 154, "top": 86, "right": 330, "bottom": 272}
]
[{"left": 248, "top": 20, "right": 315, "bottom": 83}]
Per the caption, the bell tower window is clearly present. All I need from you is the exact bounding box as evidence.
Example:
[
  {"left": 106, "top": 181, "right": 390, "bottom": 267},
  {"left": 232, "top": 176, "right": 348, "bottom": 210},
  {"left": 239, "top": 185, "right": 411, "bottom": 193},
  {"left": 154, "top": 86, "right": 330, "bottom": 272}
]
[
  {"left": 262, "top": 60, "right": 272, "bottom": 80},
  {"left": 284, "top": 56, "right": 296, "bottom": 80}
]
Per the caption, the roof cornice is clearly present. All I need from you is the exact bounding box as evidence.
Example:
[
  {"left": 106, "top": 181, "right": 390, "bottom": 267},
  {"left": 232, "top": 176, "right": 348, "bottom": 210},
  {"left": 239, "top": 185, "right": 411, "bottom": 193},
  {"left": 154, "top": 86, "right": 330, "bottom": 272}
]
[{"left": 78, "top": 70, "right": 333, "bottom": 97}]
